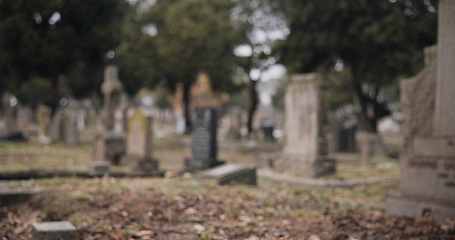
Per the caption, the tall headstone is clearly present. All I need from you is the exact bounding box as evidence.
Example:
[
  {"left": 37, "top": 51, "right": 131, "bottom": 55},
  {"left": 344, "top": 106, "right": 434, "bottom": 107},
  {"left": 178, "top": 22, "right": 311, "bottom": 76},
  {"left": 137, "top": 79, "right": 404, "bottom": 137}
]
[
  {"left": 64, "top": 109, "right": 80, "bottom": 145},
  {"left": 2, "top": 93, "right": 18, "bottom": 135},
  {"left": 92, "top": 65, "right": 126, "bottom": 168},
  {"left": 173, "top": 83, "right": 186, "bottom": 135},
  {"left": 185, "top": 72, "right": 224, "bottom": 170},
  {"left": 38, "top": 105, "right": 51, "bottom": 144},
  {"left": 123, "top": 108, "right": 161, "bottom": 174},
  {"left": 387, "top": 0, "right": 455, "bottom": 221},
  {"left": 276, "top": 74, "right": 336, "bottom": 178}
]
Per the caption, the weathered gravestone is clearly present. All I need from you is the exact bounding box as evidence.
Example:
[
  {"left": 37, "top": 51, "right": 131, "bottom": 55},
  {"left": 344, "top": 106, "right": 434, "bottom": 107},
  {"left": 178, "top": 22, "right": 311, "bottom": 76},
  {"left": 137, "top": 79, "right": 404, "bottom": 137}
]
[
  {"left": 1, "top": 92, "right": 18, "bottom": 135},
  {"left": 49, "top": 101, "right": 81, "bottom": 145},
  {"left": 386, "top": 0, "right": 455, "bottom": 221},
  {"left": 38, "top": 105, "right": 51, "bottom": 144},
  {"left": 32, "top": 221, "right": 77, "bottom": 240},
  {"left": 62, "top": 108, "right": 80, "bottom": 146},
  {"left": 123, "top": 108, "right": 162, "bottom": 175},
  {"left": 201, "top": 163, "right": 257, "bottom": 185},
  {"left": 185, "top": 72, "right": 224, "bottom": 170},
  {"left": 275, "top": 74, "right": 336, "bottom": 178},
  {"left": 91, "top": 65, "right": 126, "bottom": 173}
]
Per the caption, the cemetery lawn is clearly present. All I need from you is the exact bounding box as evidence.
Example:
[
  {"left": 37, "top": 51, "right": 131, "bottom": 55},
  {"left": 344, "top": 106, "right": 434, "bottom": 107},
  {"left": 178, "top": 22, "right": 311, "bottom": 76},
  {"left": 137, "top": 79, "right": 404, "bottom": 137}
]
[{"left": 1, "top": 139, "right": 454, "bottom": 239}]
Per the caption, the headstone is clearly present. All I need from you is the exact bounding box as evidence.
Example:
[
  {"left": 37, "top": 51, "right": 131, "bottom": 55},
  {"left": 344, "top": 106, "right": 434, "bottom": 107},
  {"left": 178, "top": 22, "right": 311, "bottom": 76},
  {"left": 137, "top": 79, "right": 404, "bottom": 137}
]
[
  {"left": 275, "top": 74, "right": 336, "bottom": 178},
  {"left": 386, "top": 1, "right": 455, "bottom": 221},
  {"left": 38, "top": 105, "right": 51, "bottom": 144},
  {"left": 92, "top": 65, "right": 126, "bottom": 169},
  {"left": 185, "top": 72, "right": 224, "bottom": 170},
  {"left": 355, "top": 131, "right": 382, "bottom": 162},
  {"left": 32, "top": 221, "right": 77, "bottom": 240},
  {"left": 172, "top": 83, "right": 186, "bottom": 135},
  {"left": 2, "top": 93, "right": 18, "bottom": 135},
  {"left": 49, "top": 109, "right": 64, "bottom": 142},
  {"left": 201, "top": 164, "right": 257, "bottom": 185},
  {"left": 226, "top": 107, "right": 243, "bottom": 139},
  {"left": 123, "top": 108, "right": 161, "bottom": 174},
  {"left": 186, "top": 108, "right": 222, "bottom": 170},
  {"left": 62, "top": 109, "right": 79, "bottom": 145}
]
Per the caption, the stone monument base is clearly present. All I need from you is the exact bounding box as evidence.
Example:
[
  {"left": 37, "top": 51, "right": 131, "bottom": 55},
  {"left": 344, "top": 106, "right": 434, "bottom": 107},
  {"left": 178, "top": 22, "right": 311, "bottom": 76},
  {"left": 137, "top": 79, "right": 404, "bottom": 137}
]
[
  {"left": 93, "top": 131, "right": 125, "bottom": 165},
  {"left": 89, "top": 161, "right": 110, "bottom": 177},
  {"left": 276, "top": 155, "right": 336, "bottom": 178},
  {"left": 386, "top": 194, "right": 455, "bottom": 222},
  {"left": 123, "top": 156, "right": 162, "bottom": 175}
]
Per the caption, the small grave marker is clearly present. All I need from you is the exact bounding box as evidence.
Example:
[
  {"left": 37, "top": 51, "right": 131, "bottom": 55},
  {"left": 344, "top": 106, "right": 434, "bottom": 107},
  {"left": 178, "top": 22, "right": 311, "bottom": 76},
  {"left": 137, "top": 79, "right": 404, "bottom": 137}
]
[
  {"left": 32, "top": 221, "right": 77, "bottom": 240},
  {"left": 201, "top": 164, "right": 256, "bottom": 185}
]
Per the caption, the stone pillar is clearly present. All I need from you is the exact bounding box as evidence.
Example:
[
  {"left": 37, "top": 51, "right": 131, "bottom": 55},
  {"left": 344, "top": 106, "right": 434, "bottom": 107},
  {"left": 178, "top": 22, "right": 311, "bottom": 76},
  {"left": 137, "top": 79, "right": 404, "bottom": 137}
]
[
  {"left": 434, "top": 0, "right": 455, "bottom": 136},
  {"left": 37, "top": 105, "right": 51, "bottom": 144},
  {"left": 277, "top": 74, "right": 335, "bottom": 178}
]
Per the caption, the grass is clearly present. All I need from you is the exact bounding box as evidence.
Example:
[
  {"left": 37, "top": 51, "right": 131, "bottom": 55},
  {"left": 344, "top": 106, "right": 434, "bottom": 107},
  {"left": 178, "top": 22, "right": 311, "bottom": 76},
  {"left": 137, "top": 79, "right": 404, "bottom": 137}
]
[{"left": 1, "top": 134, "right": 401, "bottom": 216}]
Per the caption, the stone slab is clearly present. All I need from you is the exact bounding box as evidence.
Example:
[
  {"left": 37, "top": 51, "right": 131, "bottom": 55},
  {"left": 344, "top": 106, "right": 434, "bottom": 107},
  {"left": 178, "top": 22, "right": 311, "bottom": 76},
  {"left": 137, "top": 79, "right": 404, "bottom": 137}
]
[
  {"left": 400, "top": 156, "right": 455, "bottom": 202},
  {"left": 386, "top": 194, "right": 455, "bottom": 222},
  {"left": 201, "top": 164, "right": 257, "bottom": 185},
  {"left": 32, "top": 221, "right": 77, "bottom": 240}
]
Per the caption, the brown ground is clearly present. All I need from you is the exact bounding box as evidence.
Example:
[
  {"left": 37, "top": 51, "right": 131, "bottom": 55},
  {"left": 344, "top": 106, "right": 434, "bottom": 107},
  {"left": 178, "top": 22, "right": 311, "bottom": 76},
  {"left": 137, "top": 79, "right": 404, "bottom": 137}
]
[{"left": 0, "top": 137, "right": 454, "bottom": 239}]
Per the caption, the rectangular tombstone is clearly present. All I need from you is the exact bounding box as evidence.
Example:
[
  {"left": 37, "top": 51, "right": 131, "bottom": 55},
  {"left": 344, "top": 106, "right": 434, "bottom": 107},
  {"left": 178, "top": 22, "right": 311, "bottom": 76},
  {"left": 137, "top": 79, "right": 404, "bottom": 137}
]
[
  {"left": 38, "top": 105, "right": 51, "bottom": 144},
  {"left": 32, "top": 221, "right": 77, "bottom": 240},
  {"left": 63, "top": 109, "right": 80, "bottom": 146},
  {"left": 201, "top": 163, "right": 256, "bottom": 185},
  {"left": 124, "top": 108, "right": 160, "bottom": 174},
  {"left": 276, "top": 74, "right": 335, "bottom": 177},
  {"left": 186, "top": 108, "right": 223, "bottom": 170},
  {"left": 126, "top": 109, "right": 152, "bottom": 159}
]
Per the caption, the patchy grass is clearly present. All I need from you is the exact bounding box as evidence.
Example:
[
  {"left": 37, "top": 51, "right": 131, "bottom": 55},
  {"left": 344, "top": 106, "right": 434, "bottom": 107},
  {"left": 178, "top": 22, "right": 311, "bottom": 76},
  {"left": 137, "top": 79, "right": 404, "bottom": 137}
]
[{"left": 1, "top": 136, "right": 452, "bottom": 239}]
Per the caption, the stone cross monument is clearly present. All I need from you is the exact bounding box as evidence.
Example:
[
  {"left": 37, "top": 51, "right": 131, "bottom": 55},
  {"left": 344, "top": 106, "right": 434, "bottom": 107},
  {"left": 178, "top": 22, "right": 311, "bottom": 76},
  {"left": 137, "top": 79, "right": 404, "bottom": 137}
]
[{"left": 91, "top": 65, "right": 127, "bottom": 175}]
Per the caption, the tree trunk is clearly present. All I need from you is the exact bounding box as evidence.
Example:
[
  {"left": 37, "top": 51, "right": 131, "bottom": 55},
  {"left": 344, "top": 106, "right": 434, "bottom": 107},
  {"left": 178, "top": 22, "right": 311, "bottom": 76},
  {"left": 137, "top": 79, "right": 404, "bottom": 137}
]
[
  {"left": 48, "top": 75, "right": 61, "bottom": 116},
  {"left": 183, "top": 82, "right": 192, "bottom": 134},
  {"left": 352, "top": 82, "right": 390, "bottom": 133},
  {"left": 247, "top": 79, "right": 259, "bottom": 138}
]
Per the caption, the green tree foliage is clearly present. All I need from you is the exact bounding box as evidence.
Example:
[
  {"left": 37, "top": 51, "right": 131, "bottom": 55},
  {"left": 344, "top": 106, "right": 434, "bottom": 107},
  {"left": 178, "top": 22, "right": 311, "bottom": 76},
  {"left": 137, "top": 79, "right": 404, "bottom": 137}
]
[
  {"left": 0, "top": 0, "right": 128, "bottom": 108},
  {"left": 117, "top": 0, "right": 244, "bottom": 130},
  {"left": 232, "top": 0, "right": 287, "bottom": 137},
  {"left": 275, "top": 0, "right": 437, "bottom": 132}
]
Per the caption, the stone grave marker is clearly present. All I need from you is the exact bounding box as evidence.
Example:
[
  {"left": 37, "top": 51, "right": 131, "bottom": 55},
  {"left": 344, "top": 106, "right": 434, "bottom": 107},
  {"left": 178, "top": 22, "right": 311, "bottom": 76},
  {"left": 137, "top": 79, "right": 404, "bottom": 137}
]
[
  {"left": 62, "top": 108, "right": 80, "bottom": 145},
  {"left": 275, "top": 73, "right": 336, "bottom": 178},
  {"left": 2, "top": 92, "right": 18, "bottom": 135},
  {"left": 201, "top": 163, "right": 257, "bottom": 185},
  {"left": 91, "top": 65, "right": 126, "bottom": 173},
  {"left": 38, "top": 105, "right": 51, "bottom": 144},
  {"left": 32, "top": 221, "right": 77, "bottom": 240},
  {"left": 185, "top": 72, "right": 224, "bottom": 170},
  {"left": 386, "top": 0, "right": 455, "bottom": 221},
  {"left": 123, "top": 108, "right": 161, "bottom": 175}
]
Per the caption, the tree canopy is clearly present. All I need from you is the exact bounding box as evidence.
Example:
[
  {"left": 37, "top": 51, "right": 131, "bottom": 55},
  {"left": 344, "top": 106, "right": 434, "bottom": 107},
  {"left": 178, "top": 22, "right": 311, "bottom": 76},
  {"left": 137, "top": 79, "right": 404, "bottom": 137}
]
[
  {"left": 275, "top": 0, "right": 437, "bottom": 131},
  {"left": 116, "top": 0, "right": 246, "bottom": 130},
  {"left": 0, "top": 0, "right": 128, "bottom": 108}
]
